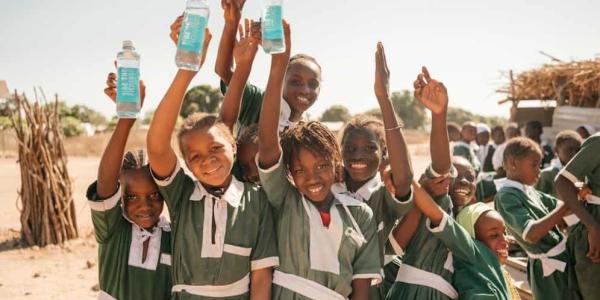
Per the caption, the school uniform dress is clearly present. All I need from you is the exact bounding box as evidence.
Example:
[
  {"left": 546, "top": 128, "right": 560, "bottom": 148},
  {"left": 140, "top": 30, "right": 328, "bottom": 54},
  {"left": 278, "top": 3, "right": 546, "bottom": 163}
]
[
  {"left": 475, "top": 172, "right": 499, "bottom": 203},
  {"left": 558, "top": 133, "right": 600, "bottom": 299},
  {"left": 331, "top": 174, "right": 413, "bottom": 299},
  {"left": 541, "top": 142, "right": 555, "bottom": 169},
  {"left": 535, "top": 159, "right": 562, "bottom": 197},
  {"left": 386, "top": 165, "right": 459, "bottom": 300},
  {"left": 477, "top": 144, "right": 496, "bottom": 173},
  {"left": 87, "top": 182, "right": 172, "bottom": 300},
  {"left": 153, "top": 161, "right": 279, "bottom": 299},
  {"left": 453, "top": 141, "right": 481, "bottom": 173},
  {"left": 258, "top": 155, "right": 382, "bottom": 299},
  {"left": 429, "top": 212, "right": 512, "bottom": 300},
  {"left": 494, "top": 179, "right": 577, "bottom": 300}
]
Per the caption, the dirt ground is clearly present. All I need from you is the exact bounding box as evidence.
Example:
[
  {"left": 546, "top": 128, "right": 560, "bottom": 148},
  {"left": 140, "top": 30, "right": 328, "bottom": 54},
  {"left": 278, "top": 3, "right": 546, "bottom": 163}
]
[{"left": 0, "top": 141, "right": 431, "bottom": 299}]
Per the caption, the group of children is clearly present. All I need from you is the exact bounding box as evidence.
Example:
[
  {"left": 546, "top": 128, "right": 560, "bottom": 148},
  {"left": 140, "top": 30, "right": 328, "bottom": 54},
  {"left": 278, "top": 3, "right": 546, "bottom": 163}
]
[{"left": 88, "top": 2, "right": 600, "bottom": 300}]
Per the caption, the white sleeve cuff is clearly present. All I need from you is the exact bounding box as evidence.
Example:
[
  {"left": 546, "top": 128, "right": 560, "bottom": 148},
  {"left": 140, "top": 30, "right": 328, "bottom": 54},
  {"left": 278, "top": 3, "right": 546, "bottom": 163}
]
[
  {"left": 251, "top": 257, "right": 279, "bottom": 271},
  {"left": 152, "top": 160, "right": 182, "bottom": 187},
  {"left": 522, "top": 221, "right": 533, "bottom": 242},
  {"left": 352, "top": 273, "right": 383, "bottom": 285},
  {"left": 255, "top": 153, "right": 283, "bottom": 174},
  {"left": 388, "top": 230, "right": 405, "bottom": 256},
  {"left": 563, "top": 214, "right": 580, "bottom": 227},
  {"left": 427, "top": 212, "right": 449, "bottom": 233},
  {"left": 392, "top": 187, "right": 414, "bottom": 204},
  {"left": 88, "top": 184, "right": 121, "bottom": 212},
  {"left": 557, "top": 169, "right": 580, "bottom": 186}
]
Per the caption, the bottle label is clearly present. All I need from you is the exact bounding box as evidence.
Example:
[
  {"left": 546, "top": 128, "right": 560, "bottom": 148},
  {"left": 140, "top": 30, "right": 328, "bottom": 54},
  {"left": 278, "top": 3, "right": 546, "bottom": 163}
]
[
  {"left": 262, "top": 5, "right": 283, "bottom": 40},
  {"left": 178, "top": 14, "right": 207, "bottom": 53},
  {"left": 117, "top": 65, "right": 140, "bottom": 103}
]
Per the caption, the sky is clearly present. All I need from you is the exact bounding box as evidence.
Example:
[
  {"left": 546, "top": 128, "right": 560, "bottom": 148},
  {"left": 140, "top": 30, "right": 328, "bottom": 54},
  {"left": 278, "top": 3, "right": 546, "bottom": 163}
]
[{"left": 1, "top": 0, "right": 600, "bottom": 120}]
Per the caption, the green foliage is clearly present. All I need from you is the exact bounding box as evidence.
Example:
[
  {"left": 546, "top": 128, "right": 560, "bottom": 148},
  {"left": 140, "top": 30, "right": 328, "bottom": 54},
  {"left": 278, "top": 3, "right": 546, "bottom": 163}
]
[
  {"left": 181, "top": 85, "right": 223, "bottom": 118},
  {"left": 320, "top": 105, "right": 351, "bottom": 122},
  {"left": 447, "top": 107, "right": 506, "bottom": 127},
  {"left": 69, "top": 104, "right": 107, "bottom": 125},
  {"left": 61, "top": 116, "right": 83, "bottom": 137},
  {"left": 390, "top": 90, "right": 428, "bottom": 129}
]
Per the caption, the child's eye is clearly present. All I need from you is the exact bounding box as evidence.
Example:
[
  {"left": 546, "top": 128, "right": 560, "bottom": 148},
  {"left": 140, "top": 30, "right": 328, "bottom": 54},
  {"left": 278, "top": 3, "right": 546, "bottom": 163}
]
[
  {"left": 308, "top": 81, "right": 320, "bottom": 89},
  {"left": 149, "top": 192, "right": 162, "bottom": 201},
  {"left": 366, "top": 145, "right": 378, "bottom": 152},
  {"left": 293, "top": 169, "right": 304, "bottom": 175},
  {"left": 125, "top": 194, "right": 139, "bottom": 202}
]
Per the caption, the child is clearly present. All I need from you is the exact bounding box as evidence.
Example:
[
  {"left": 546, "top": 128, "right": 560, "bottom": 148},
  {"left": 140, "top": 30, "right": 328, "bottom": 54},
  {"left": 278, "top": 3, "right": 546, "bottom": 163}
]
[
  {"left": 576, "top": 125, "right": 596, "bottom": 140},
  {"left": 257, "top": 21, "right": 381, "bottom": 299},
  {"left": 414, "top": 182, "right": 516, "bottom": 300},
  {"left": 214, "top": 0, "right": 322, "bottom": 135},
  {"left": 147, "top": 24, "right": 278, "bottom": 299},
  {"left": 495, "top": 137, "right": 577, "bottom": 300},
  {"left": 332, "top": 43, "right": 414, "bottom": 299},
  {"left": 492, "top": 123, "right": 521, "bottom": 173},
  {"left": 535, "top": 130, "right": 582, "bottom": 197},
  {"left": 491, "top": 125, "right": 506, "bottom": 148},
  {"left": 556, "top": 132, "right": 600, "bottom": 299},
  {"left": 453, "top": 121, "right": 481, "bottom": 173},
  {"left": 88, "top": 74, "right": 172, "bottom": 300},
  {"left": 476, "top": 123, "right": 495, "bottom": 173},
  {"left": 387, "top": 67, "right": 458, "bottom": 300},
  {"left": 524, "top": 120, "right": 554, "bottom": 168},
  {"left": 447, "top": 122, "right": 461, "bottom": 143}
]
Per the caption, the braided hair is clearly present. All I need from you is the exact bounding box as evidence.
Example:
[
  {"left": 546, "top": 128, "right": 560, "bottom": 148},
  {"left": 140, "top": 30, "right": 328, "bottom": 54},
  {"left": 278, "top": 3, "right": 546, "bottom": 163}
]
[
  {"left": 122, "top": 149, "right": 148, "bottom": 171},
  {"left": 177, "top": 112, "right": 234, "bottom": 157},
  {"left": 289, "top": 53, "right": 322, "bottom": 75}
]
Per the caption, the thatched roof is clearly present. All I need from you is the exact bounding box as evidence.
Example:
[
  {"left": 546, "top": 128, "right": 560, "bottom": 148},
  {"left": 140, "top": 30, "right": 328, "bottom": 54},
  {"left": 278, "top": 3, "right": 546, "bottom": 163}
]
[{"left": 498, "top": 58, "right": 600, "bottom": 108}]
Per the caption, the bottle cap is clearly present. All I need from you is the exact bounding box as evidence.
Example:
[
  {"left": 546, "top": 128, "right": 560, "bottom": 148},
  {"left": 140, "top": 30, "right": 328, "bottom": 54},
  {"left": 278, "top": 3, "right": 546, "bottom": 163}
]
[{"left": 122, "top": 40, "right": 134, "bottom": 48}]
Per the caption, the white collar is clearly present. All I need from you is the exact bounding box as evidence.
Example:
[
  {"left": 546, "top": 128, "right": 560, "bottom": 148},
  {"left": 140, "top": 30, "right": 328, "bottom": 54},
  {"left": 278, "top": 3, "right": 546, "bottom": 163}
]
[
  {"left": 332, "top": 174, "right": 382, "bottom": 202},
  {"left": 301, "top": 191, "right": 365, "bottom": 209},
  {"left": 189, "top": 176, "right": 244, "bottom": 208},
  {"left": 497, "top": 178, "right": 535, "bottom": 194},
  {"left": 454, "top": 141, "right": 471, "bottom": 148},
  {"left": 278, "top": 100, "right": 296, "bottom": 132}
]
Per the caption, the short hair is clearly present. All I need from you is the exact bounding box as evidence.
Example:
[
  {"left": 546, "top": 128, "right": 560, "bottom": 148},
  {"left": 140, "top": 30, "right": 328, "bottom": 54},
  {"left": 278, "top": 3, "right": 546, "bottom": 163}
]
[
  {"left": 280, "top": 121, "right": 343, "bottom": 182},
  {"left": 526, "top": 120, "right": 543, "bottom": 131},
  {"left": 554, "top": 130, "right": 582, "bottom": 151},
  {"left": 122, "top": 149, "right": 148, "bottom": 171},
  {"left": 237, "top": 124, "right": 259, "bottom": 146},
  {"left": 503, "top": 137, "right": 542, "bottom": 162},
  {"left": 340, "top": 115, "right": 385, "bottom": 150},
  {"left": 448, "top": 122, "right": 460, "bottom": 133},
  {"left": 491, "top": 125, "right": 504, "bottom": 135},
  {"left": 289, "top": 53, "right": 322, "bottom": 75},
  {"left": 177, "top": 113, "right": 234, "bottom": 157}
]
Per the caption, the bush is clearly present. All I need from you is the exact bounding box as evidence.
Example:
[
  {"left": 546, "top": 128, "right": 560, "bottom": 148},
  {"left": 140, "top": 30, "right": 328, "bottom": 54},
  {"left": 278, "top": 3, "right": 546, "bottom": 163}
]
[{"left": 61, "top": 116, "right": 83, "bottom": 137}]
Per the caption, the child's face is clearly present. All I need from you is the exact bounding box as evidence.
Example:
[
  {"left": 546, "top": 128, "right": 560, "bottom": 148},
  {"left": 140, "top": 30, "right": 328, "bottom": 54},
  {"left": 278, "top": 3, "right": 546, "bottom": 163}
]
[
  {"left": 238, "top": 142, "right": 259, "bottom": 183},
  {"left": 491, "top": 129, "right": 505, "bottom": 145},
  {"left": 525, "top": 125, "right": 541, "bottom": 141},
  {"left": 448, "top": 127, "right": 460, "bottom": 142},
  {"left": 181, "top": 126, "right": 235, "bottom": 187},
  {"left": 449, "top": 160, "right": 476, "bottom": 210},
  {"left": 121, "top": 169, "right": 164, "bottom": 230},
  {"left": 556, "top": 142, "right": 579, "bottom": 165},
  {"left": 283, "top": 62, "right": 321, "bottom": 114},
  {"left": 576, "top": 127, "right": 590, "bottom": 139},
  {"left": 476, "top": 132, "right": 490, "bottom": 146},
  {"left": 506, "top": 151, "right": 542, "bottom": 186},
  {"left": 342, "top": 128, "right": 382, "bottom": 184},
  {"left": 290, "top": 147, "right": 335, "bottom": 203},
  {"left": 475, "top": 211, "right": 509, "bottom": 264},
  {"left": 461, "top": 125, "right": 477, "bottom": 142},
  {"left": 506, "top": 127, "right": 521, "bottom": 139}
]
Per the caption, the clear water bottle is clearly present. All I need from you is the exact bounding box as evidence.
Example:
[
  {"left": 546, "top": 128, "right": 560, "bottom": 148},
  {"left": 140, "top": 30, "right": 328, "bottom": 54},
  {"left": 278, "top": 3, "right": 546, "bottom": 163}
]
[
  {"left": 116, "top": 40, "right": 141, "bottom": 119},
  {"left": 261, "top": 0, "right": 285, "bottom": 54},
  {"left": 176, "top": 0, "right": 210, "bottom": 71}
]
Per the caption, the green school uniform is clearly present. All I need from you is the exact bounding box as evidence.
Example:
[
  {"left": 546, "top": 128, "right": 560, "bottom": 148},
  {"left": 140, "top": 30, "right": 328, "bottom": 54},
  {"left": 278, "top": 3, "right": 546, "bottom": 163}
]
[
  {"left": 332, "top": 173, "right": 413, "bottom": 299},
  {"left": 87, "top": 182, "right": 172, "bottom": 300},
  {"left": 386, "top": 165, "right": 458, "bottom": 300},
  {"left": 535, "top": 159, "right": 562, "bottom": 197},
  {"left": 153, "top": 161, "right": 278, "bottom": 300},
  {"left": 430, "top": 212, "right": 512, "bottom": 300},
  {"left": 453, "top": 141, "right": 481, "bottom": 173},
  {"left": 258, "top": 155, "right": 382, "bottom": 299},
  {"left": 476, "top": 172, "right": 498, "bottom": 203},
  {"left": 559, "top": 133, "right": 600, "bottom": 300},
  {"left": 495, "top": 179, "right": 577, "bottom": 300}
]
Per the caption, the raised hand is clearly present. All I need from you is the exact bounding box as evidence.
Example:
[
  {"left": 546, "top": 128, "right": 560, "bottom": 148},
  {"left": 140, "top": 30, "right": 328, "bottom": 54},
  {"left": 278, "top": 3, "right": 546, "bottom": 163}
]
[
  {"left": 413, "top": 66, "right": 448, "bottom": 115},
  {"left": 103, "top": 67, "right": 146, "bottom": 106},
  {"left": 169, "top": 15, "right": 184, "bottom": 45},
  {"left": 374, "top": 42, "right": 390, "bottom": 101},
  {"left": 222, "top": 0, "right": 245, "bottom": 24},
  {"left": 198, "top": 28, "right": 213, "bottom": 69},
  {"left": 233, "top": 19, "right": 259, "bottom": 68}
]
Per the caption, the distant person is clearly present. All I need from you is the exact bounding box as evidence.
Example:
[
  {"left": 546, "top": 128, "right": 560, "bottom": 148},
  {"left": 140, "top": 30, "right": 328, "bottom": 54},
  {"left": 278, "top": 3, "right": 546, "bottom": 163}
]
[
  {"left": 492, "top": 122, "right": 521, "bottom": 173},
  {"left": 535, "top": 130, "right": 582, "bottom": 197},
  {"left": 576, "top": 125, "right": 596, "bottom": 140},
  {"left": 491, "top": 125, "right": 506, "bottom": 147},
  {"left": 454, "top": 121, "right": 481, "bottom": 172},
  {"left": 525, "top": 120, "right": 554, "bottom": 168},
  {"left": 447, "top": 122, "right": 461, "bottom": 143},
  {"left": 476, "top": 123, "right": 495, "bottom": 173}
]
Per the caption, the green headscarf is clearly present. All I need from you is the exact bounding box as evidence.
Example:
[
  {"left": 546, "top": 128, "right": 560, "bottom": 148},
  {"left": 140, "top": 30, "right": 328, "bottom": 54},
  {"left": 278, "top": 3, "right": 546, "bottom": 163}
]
[{"left": 456, "top": 202, "right": 494, "bottom": 238}]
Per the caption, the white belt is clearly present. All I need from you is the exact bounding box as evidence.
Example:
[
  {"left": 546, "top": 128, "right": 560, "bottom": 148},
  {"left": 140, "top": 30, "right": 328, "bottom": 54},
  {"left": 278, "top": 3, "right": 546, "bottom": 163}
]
[
  {"left": 525, "top": 237, "right": 567, "bottom": 277},
  {"left": 586, "top": 194, "right": 600, "bottom": 205},
  {"left": 98, "top": 291, "right": 117, "bottom": 300},
  {"left": 273, "top": 270, "right": 346, "bottom": 300},
  {"left": 395, "top": 264, "right": 458, "bottom": 299},
  {"left": 172, "top": 274, "right": 249, "bottom": 297}
]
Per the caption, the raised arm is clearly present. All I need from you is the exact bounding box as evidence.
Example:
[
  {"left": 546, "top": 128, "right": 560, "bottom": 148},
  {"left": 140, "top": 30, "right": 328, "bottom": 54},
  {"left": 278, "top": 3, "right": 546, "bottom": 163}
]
[
  {"left": 257, "top": 20, "right": 290, "bottom": 168},
  {"left": 148, "top": 27, "right": 212, "bottom": 178},
  {"left": 414, "top": 67, "right": 451, "bottom": 175},
  {"left": 215, "top": 0, "right": 245, "bottom": 84},
  {"left": 219, "top": 19, "right": 259, "bottom": 132},
  {"left": 412, "top": 181, "right": 445, "bottom": 226},
  {"left": 373, "top": 42, "right": 413, "bottom": 197},
  {"left": 97, "top": 72, "right": 146, "bottom": 198}
]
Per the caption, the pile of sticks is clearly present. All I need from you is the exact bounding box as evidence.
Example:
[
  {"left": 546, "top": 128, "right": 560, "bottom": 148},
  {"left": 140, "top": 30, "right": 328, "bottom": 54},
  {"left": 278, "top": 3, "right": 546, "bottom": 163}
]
[
  {"left": 498, "top": 58, "right": 600, "bottom": 108},
  {"left": 10, "top": 90, "right": 78, "bottom": 246}
]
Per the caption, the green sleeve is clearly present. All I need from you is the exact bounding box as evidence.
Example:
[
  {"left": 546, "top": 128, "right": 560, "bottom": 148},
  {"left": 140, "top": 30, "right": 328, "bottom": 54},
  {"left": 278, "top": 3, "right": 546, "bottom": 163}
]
[
  {"left": 86, "top": 181, "right": 126, "bottom": 244},
  {"left": 429, "top": 212, "right": 480, "bottom": 262},
  {"left": 476, "top": 177, "right": 497, "bottom": 203},
  {"left": 152, "top": 161, "right": 195, "bottom": 220},
  {"left": 250, "top": 193, "right": 279, "bottom": 271},
  {"left": 535, "top": 170, "right": 553, "bottom": 195},
  {"left": 220, "top": 80, "right": 264, "bottom": 136},
  {"left": 382, "top": 185, "right": 414, "bottom": 219},
  {"left": 538, "top": 191, "right": 559, "bottom": 212},
  {"left": 453, "top": 145, "right": 471, "bottom": 160},
  {"left": 560, "top": 136, "right": 600, "bottom": 184},
  {"left": 257, "top": 155, "right": 295, "bottom": 210},
  {"left": 495, "top": 190, "right": 532, "bottom": 241},
  {"left": 351, "top": 205, "right": 383, "bottom": 282}
]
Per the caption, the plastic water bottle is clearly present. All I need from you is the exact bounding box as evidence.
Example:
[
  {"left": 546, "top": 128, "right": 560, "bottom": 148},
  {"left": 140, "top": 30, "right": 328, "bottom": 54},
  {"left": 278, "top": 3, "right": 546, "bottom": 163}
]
[
  {"left": 176, "top": 0, "right": 210, "bottom": 71},
  {"left": 261, "top": 0, "right": 285, "bottom": 54},
  {"left": 116, "top": 40, "right": 141, "bottom": 119}
]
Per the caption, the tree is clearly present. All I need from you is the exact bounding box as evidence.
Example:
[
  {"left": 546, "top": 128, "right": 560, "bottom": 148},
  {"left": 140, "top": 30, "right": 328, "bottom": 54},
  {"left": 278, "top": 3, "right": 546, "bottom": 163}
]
[
  {"left": 69, "top": 104, "right": 107, "bottom": 126},
  {"left": 181, "top": 85, "right": 223, "bottom": 118},
  {"left": 390, "top": 90, "right": 427, "bottom": 129},
  {"left": 320, "top": 105, "right": 351, "bottom": 122},
  {"left": 61, "top": 116, "right": 83, "bottom": 137}
]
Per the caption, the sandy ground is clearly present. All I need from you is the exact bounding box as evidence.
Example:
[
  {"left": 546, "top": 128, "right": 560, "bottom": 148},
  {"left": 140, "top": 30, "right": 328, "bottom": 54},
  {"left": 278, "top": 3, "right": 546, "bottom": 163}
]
[{"left": 0, "top": 144, "right": 431, "bottom": 300}]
